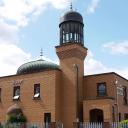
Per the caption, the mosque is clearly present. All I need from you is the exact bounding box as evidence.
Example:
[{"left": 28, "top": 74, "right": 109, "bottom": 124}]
[{"left": 0, "top": 6, "right": 128, "bottom": 128}]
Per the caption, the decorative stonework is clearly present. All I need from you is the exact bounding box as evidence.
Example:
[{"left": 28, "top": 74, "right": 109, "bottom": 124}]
[{"left": 13, "top": 80, "right": 23, "bottom": 86}]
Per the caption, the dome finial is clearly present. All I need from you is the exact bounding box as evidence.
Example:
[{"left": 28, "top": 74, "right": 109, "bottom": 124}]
[
  {"left": 70, "top": 2, "right": 73, "bottom": 10},
  {"left": 40, "top": 48, "right": 43, "bottom": 59}
]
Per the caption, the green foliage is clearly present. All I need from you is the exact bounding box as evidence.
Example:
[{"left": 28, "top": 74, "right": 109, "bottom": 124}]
[
  {"left": 119, "top": 120, "right": 128, "bottom": 128},
  {"left": 121, "top": 120, "right": 128, "bottom": 124},
  {"left": 7, "top": 114, "right": 27, "bottom": 123},
  {"left": 0, "top": 124, "right": 3, "bottom": 128}
]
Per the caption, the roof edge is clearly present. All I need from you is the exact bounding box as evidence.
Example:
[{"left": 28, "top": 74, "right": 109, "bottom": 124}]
[
  {"left": 84, "top": 72, "right": 128, "bottom": 81},
  {"left": 0, "top": 68, "right": 62, "bottom": 79}
]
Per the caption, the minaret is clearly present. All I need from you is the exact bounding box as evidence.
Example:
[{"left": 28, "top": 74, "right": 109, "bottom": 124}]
[{"left": 56, "top": 7, "right": 87, "bottom": 128}]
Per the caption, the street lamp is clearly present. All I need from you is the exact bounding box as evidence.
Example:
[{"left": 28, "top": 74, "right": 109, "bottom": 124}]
[{"left": 73, "top": 64, "right": 79, "bottom": 123}]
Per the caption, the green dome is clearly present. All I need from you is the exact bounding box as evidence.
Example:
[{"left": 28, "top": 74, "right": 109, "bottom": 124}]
[{"left": 17, "top": 59, "right": 59, "bottom": 75}]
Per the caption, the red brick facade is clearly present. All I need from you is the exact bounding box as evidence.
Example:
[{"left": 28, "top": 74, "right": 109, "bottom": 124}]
[
  {"left": 0, "top": 43, "right": 128, "bottom": 128},
  {"left": 0, "top": 8, "right": 128, "bottom": 128}
]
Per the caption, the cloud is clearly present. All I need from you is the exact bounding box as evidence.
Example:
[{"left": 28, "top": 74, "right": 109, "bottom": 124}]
[
  {"left": 0, "top": 20, "right": 19, "bottom": 44},
  {"left": 0, "top": 0, "right": 70, "bottom": 27},
  {"left": 86, "top": 0, "right": 100, "bottom": 14},
  {"left": 0, "top": 0, "right": 70, "bottom": 77},
  {"left": 0, "top": 43, "right": 31, "bottom": 76},
  {"left": 0, "top": 18, "right": 32, "bottom": 77},
  {"left": 50, "top": 0, "right": 70, "bottom": 9},
  {"left": 103, "top": 40, "right": 128, "bottom": 55},
  {"left": 84, "top": 51, "right": 108, "bottom": 75},
  {"left": 113, "top": 68, "right": 128, "bottom": 80},
  {"left": 84, "top": 51, "right": 128, "bottom": 79}
]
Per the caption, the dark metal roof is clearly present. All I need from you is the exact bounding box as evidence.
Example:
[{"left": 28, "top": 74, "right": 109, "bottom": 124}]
[
  {"left": 60, "top": 10, "right": 83, "bottom": 25},
  {"left": 17, "top": 59, "right": 59, "bottom": 75}
]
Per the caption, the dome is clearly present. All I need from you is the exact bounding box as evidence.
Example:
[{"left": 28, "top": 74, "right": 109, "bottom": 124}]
[
  {"left": 60, "top": 10, "right": 83, "bottom": 26},
  {"left": 17, "top": 59, "right": 59, "bottom": 75}
]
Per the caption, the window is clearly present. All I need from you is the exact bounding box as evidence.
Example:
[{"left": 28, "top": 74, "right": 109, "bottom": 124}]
[
  {"left": 70, "top": 33, "right": 73, "bottom": 41},
  {"left": 123, "top": 86, "right": 127, "bottom": 105},
  {"left": 34, "top": 84, "right": 40, "bottom": 99},
  {"left": 44, "top": 113, "right": 51, "bottom": 123},
  {"left": 119, "top": 113, "right": 121, "bottom": 122},
  {"left": 74, "top": 33, "right": 77, "bottom": 41},
  {"left": 124, "top": 113, "right": 128, "bottom": 120},
  {"left": 62, "top": 31, "right": 65, "bottom": 43},
  {"left": 97, "top": 82, "right": 107, "bottom": 96},
  {"left": 66, "top": 33, "right": 69, "bottom": 42},
  {"left": 112, "top": 106, "right": 115, "bottom": 122},
  {"left": 13, "top": 86, "right": 20, "bottom": 100}
]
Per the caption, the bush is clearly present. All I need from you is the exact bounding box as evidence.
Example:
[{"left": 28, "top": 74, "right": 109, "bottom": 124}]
[
  {"left": 121, "top": 120, "right": 128, "bottom": 123},
  {"left": 119, "top": 120, "right": 128, "bottom": 128},
  {"left": 7, "top": 114, "right": 27, "bottom": 123}
]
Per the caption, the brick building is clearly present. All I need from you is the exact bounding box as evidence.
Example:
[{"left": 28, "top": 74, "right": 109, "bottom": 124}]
[{"left": 0, "top": 8, "right": 128, "bottom": 128}]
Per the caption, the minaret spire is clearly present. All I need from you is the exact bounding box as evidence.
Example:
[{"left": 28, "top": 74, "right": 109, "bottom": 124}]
[
  {"left": 40, "top": 48, "right": 43, "bottom": 59},
  {"left": 70, "top": 2, "right": 73, "bottom": 10}
]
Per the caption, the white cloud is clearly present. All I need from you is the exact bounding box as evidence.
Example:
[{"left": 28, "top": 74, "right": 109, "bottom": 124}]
[
  {"left": 0, "top": 14, "right": 31, "bottom": 77},
  {"left": 0, "top": 0, "right": 69, "bottom": 76},
  {"left": 113, "top": 68, "right": 128, "bottom": 80},
  {"left": 0, "top": 0, "right": 70, "bottom": 27},
  {"left": 84, "top": 51, "right": 128, "bottom": 79},
  {"left": 86, "top": 0, "right": 100, "bottom": 14},
  {"left": 0, "top": 20, "right": 19, "bottom": 44},
  {"left": 84, "top": 51, "right": 108, "bottom": 75},
  {"left": 103, "top": 40, "right": 128, "bottom": 55},
  {"left": 50, "top": 0, "right": 70, "bottom": 9},
  {"left": 0, "top": 43, "right": 31, "bottom": 76}
]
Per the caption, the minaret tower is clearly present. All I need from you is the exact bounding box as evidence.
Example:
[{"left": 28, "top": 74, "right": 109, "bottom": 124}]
[{"left": 56, "top": 6, "right": 87, "bottom": 128}]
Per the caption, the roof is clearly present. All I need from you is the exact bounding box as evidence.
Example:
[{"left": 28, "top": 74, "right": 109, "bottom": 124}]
[
  {"left": 84, "top": 72, "right": 128, "bottom": 81},
  {"left": 17, "top": 59, "right": 59, "bottom": 75},
  {"left": 59, "top": 10, "right": 83, "bottom": 25}
]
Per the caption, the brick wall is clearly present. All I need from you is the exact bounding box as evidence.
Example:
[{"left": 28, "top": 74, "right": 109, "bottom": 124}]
[{"left": 0, "top": 70, "right": 61, "bottom": 122}]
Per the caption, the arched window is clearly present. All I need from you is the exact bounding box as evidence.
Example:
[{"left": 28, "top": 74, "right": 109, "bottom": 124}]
[{"left": 97, "top": 82, "right": 107, "bottom": 96}]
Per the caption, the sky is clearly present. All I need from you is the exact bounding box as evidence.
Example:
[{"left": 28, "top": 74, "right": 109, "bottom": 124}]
[{"left": 0, "top": 0, "right": 128, "bottom": 79}]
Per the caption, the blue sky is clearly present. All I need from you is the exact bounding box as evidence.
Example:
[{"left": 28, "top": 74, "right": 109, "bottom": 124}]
[{"left": 0, "top": 0, "right": 128, "bottom": 79}]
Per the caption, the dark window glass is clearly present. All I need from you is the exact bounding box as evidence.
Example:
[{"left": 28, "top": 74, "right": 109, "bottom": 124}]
[
  {"left": 97, "top": 82, "right": 107, "bottom": 96},
  {"left": 13, "top": 86, "right": 20, "bottom": 100},
  {"left": 112, "top": 106, "right": 115, "bottom": 122},
  {"left": 34, "top": 84, "right": 40, "bottom": 99},
  {"left": 123, "top": 86, "right": 127, "bottom": 105},
  {"left": 124, "top": 113, "right": 128, "bottom": 120},
  {"left": 119, "top": 113, "right": 121, "bottom": 122},
  {"left": 44, "top": 113, "right": 51, "bottom": 123}
]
